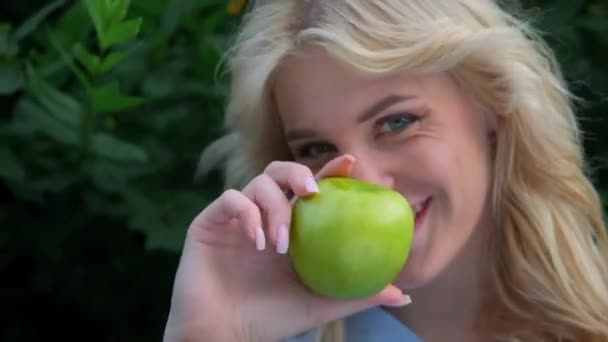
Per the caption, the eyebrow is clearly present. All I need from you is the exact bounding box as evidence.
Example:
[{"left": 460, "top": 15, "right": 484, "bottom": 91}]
[
  {"left": 357, "top": 94, "right": 415, "bottom": 123},
  {"left": 285, "top": 94, "right": 415, "bottom": 142},
  {"left": 285, "top": 128, "right": 316, "bottom": 142}
]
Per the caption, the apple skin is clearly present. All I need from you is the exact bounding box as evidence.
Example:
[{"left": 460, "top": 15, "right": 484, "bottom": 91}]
[{"left": 288, "top": 177, "right": 414, "bottom": 300}]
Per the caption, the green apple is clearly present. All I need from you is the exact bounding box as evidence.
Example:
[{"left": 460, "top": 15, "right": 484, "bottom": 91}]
[{"left": 289, "top": 177, "right": 414, "bottom": 300}]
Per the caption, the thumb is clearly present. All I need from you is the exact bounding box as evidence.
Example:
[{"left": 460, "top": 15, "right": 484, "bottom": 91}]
[
  {"left": 315, "top": 154, "right": 356, "bottom": 179},
  {"left": 371, "top": 284, "right": 412, "bottom": 307},
  {"left": 307, "top": 284, "right": 411, "bottom": 328},
  {"left": 289, "top": 154, "right": 356, "bottom": 205}
]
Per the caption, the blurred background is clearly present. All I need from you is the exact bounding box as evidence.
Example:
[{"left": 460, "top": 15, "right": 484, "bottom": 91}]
[{"left": 0, "top": 0, "right": 606, "bottom": 341}]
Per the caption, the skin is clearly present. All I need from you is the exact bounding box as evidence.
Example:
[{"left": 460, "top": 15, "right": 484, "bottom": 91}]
[
  {"left": 163, "top": 46, "right": 498, "bottom": 342},
  {"left": 273, "top": 46, "right": 497, "bottom": 341},
  {"left": 163, "top": 154, "right": 407, "bottom": 342}
]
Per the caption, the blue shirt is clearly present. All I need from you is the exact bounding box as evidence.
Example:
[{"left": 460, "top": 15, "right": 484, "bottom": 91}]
[{"left": 287, "top": 306, "right": 422, "bottom": 342}]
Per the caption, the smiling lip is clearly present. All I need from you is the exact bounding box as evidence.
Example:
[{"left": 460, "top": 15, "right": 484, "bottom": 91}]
[{"left": 412, "top": 197, "right": 431, "bottom": 232}]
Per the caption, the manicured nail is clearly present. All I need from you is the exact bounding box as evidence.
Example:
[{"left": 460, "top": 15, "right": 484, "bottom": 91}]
[
  {"left": 255, "top": 226, "right": 266, "bottom": 251},
  {"left": 385, "top": 294, "right": 412, "bottom": 307},
  {"left": 277, "top": 224, "right": 289, "bottom": 254},
  {"left": 305, "top": 177, "right": 319, "bottom": 193}
]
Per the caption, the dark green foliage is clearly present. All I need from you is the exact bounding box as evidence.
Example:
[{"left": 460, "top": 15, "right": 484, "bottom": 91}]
[
  {"left": 1, "top": 0, "right": 235, "bottom": 340},
  {"left": 0, "top": 0, "right": 606, "bottom": 341},
  {"left": 524, "top": 0, "right": 608, "bottom": 213}
]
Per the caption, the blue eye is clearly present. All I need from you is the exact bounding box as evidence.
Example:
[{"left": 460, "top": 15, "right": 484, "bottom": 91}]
[{"left": 378, "top": 114, "right": 417, "bottom": 134}]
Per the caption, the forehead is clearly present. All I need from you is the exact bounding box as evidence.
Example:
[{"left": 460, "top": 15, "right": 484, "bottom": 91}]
[
  {"left": 272, "top": 47, "right": 425, "bottom": 124},
  {"left": 274, "top": 47, "right": 396, "bottom": 96}
]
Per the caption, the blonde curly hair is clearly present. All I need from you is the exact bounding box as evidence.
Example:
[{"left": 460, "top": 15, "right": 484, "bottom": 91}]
[{"left": 199, "top": 1, "right": 608, "bottom": 340}]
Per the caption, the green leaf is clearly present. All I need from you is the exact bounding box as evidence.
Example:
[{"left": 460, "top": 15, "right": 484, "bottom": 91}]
[
  {"left": 0, "top": 147, "right": 26, "bottom": 182},
  {"left": 100, "top": 18, "right": 142, "bottom": 49},
  {"left": 130, "top": 0, "right": 169, "bottom": 17},
  {"left": 103, "top": 0, "right": 131, "bottom": 25},
  {"left": 142, "top": 224, "right": 187, "bottom": 252},
  {"left": 72, "top": 43, "right": 134, "bottom": 76},
  {"left": 0, "top": 65, "right": 24, "bottom": 95},
  {"left": 147, "top": 191, "right": 207, "bottom": 251},
  {"left": 25, "top": 64, "right": 82, "bottom": 127},
  {"left": 86, "top": 0, "right": 132, "bottom": 33},
  {"left": 72, "top": 43, "right": 101, "bottom": 75},
  {"left": 200, "top": 9, "right": 225, "bottom": 34},
  {"left": 53, "top": 2, "right": 91, "bottom": 47},
  {"left": 141, "top": 64, "right": 181, "bottom": 97},
  {"left": 46, "top": 28, "right": 91, "bottom": 90},
  {"left": 159, "top": 0, "right": 222, "bottom": 35},
  {"left": 99, "top": 50, "right": 129, "bottom": 73},
  {"left": 14, "top": 97, "right": 79, "bottom": 145},
  {"left": 12, "top": 0, "right": 67, "bottom": 43},
  {"left": 0, "top": 23, "right": 18, "bottom": 57},
  {"left": 84, "top": 0, "right": 106, "bottom": 43},
  {"left": 85, "top": 0, "right": 142, "bottom": 49},
  {"left": 91, "top": 133, "right": 148, "bottom": 162},
  {"left": 0, "top": 23, "right": 10, "bottom": 34},
  {"left": 197, "top": 36, "right": 222, "bottom": 80},
  {"left": 84, "top": 160, "right": 128, "bottom": 193},
  {"left": 90, "top": 81, "right": 144, "bottom": 113},
  {"left": 124, "top": 189, "right": 204, "bottom": 252},
  {"left": 30, "top": 173, "right": 81, "bottom": 193}
]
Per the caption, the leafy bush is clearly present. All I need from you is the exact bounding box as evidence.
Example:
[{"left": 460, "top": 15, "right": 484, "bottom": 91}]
[
  {"left": 0, "top": 0, "right": 605, "bottom": 341},
  {"left": 1, "top": 0, "right": 238, "bottom": 340}
]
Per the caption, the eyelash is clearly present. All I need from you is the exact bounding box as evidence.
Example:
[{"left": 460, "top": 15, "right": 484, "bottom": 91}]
[
  {"left": 296, "top": 143, "right": 336, "bottom": 159},
  {"left": 374, "top": 113, "right": 419, "bottom": 138},
  {"left": 295, "top": 113, "right": 419, "bottom": 159}
]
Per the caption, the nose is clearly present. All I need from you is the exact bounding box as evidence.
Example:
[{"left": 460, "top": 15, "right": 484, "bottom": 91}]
[{"left": 348, "top": 153, "right": 395, "bottom": 189}]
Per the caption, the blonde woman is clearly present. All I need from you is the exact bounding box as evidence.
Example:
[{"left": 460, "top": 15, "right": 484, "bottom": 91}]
[{"left": 162, "top": 1, "right": 608, "bottom": 341}]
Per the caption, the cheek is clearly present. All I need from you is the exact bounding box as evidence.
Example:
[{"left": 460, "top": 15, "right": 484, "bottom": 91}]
[
  {"left": 443, "top": 132, "right": 494, "bottom": 231},
  {"left": 410, "top": 132, "right": 493, "bottom": 236},
  {"left": 391, "top": 136, "right": 494, "bottom": 289}
]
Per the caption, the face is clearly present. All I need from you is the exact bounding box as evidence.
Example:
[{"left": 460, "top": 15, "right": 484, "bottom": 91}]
[{"left": 272, "top": 47, "right": 496, "bottom": 290}]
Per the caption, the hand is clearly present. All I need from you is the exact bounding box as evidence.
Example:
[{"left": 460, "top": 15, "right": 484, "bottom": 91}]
[{"left": 162, "top": 154, "right": 410, "bottom": 342}]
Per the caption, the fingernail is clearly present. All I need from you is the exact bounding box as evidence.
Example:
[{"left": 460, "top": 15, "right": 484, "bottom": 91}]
[
  {"left": 385, "top": 294, "right": 412, "bottom": 307},
  {"left": 255, "top": 226, "right": 266, "bottom": 251},
  {"left": 277, "top": 224, "right": 289, "bottom": 254},
  {"left": 343, "top": 154, "right": 356, "bottom": 162},
  {"left": 305, "top": 177, "right": 319, "bottom": 193}
]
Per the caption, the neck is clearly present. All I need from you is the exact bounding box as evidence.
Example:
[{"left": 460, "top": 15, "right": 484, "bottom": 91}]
[{"left": 386, "top": 223, "right": 496, "bottom": 342}]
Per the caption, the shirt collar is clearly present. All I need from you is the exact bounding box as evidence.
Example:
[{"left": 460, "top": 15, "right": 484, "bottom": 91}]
[{"left": 344, "top": 306, "right": 422, "bottom": 342}]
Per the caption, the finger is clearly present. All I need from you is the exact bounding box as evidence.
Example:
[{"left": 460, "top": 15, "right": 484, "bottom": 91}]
[
  {"left": 325, "top": 284, "right": 409, "bottom": 319},
  {"left": 291, "top": 284, "right": 410, "bottom": 336},
  {"left": 322, "top": 284, "right": 410, "bottom": 318},
  {"left": 242, "top": 174, "right": 293, "bottom": 253},
  {"left": 287, "top": 154, "right": 357, "bottom": 206},
  {"left": 263, "top": 161, "right": 319, "bottom": 197},
  {"left": 373, "top": 285, "right": 412, "bottom": 307},
  {"left": 314, "top": 154, "right": 356, "bottom": 180},
  {"left": 195, "top": 189, "right": 265, "bottom": 250}
]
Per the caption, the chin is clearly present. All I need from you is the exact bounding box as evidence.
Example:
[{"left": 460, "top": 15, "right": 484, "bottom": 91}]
[{"left": 393, "top": 261, "right": 440, "bottom": 291}]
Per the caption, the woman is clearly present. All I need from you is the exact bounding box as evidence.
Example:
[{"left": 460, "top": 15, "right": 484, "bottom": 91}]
[{"left": 163, "top": 1, "right": 608, "bottom": 341}]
